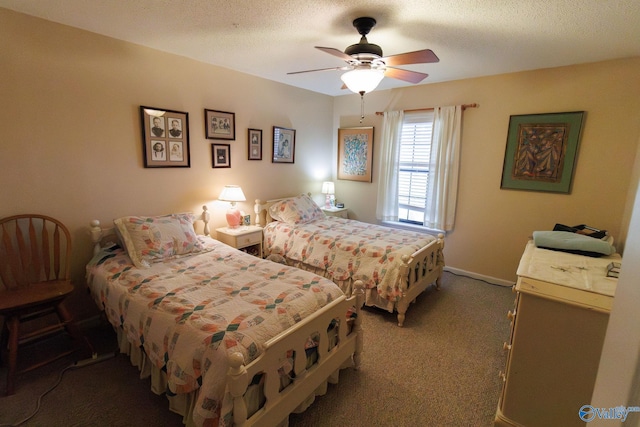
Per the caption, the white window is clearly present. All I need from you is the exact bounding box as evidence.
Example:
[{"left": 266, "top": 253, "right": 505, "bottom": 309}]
[
  {"left": 377, "top": 106, "right": 461, "bottom": 232},
  {"left": 398, "top": 111, "right": 434, "bottom": 225}
]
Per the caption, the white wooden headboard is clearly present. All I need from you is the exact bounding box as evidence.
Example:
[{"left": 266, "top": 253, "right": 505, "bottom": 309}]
[
  {"left": 89, "top": 220, "right": 119, "bottom": 256},
  {"left": 253, "top": 193, "right": 311, "bottom": 227},
  {"left": 89, "top": 208, "right": 213, "bottom": 256}
]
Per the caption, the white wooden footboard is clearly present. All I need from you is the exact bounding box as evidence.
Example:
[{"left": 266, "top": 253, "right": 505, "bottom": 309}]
[
  {"left": 228, "top": 282, "right": 364, "bottom": 426},
  {"left": 89, "top": 220, "right": 364, "bottom": 426},
  {"left": 254, "top": 199, "right": 445, "bottom": 327},
  {"left": 395, "top": 234, "right": 445, "bottom": 326}
]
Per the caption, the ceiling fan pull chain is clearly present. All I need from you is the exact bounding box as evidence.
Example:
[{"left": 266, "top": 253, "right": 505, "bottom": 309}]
[{"left": 360, "top": 91, "right": 365, "bottom": 122}]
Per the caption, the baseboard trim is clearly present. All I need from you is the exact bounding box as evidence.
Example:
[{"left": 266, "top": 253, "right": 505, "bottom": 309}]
[{"left": 444, "top": 266, "right": 515, "bottom": 287}]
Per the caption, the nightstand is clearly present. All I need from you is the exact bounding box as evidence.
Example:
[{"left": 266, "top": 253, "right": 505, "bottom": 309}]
[
  {"left": 321, "top": 207, "right": 348, "bottom": 219},
  {"left": 216, "top": 225, "right": 263, "bottom": 258}
]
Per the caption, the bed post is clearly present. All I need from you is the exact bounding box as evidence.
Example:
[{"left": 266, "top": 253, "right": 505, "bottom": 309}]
[
  {"left": 254, "top": 199, "right": 268, "bottom": 227},
  {"left": 352, "top": 280, "right": 365, "bottom": 370},
  {"left": 228, "top": 352, "right": 249, "bottom": 426},
  {"left": 201, "top": 205, "right": 210, "bottom": 236},
  {"left": 436, "top": 233, "right": 445, "bottom": 290},
  {"left": 90, "top": 220, "right": 103, "bottom": 256}
]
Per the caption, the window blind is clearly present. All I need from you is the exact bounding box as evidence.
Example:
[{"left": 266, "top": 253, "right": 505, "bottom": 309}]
[{"left": 398, "top": 111, "right": 434, "bottom": 224}]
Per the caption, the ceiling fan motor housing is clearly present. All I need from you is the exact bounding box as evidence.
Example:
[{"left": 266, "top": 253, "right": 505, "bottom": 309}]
[
  {"left": 287, "top": 15, "right": 435, "bottom": 87},
  {"left": 345, "top": 17, "right": 383, "bottom": 57},
  {"left": 345, "top": 40, "right": 383, "bottom": 57}
]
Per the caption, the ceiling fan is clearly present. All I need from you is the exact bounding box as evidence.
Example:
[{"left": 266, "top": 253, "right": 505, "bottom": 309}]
[{"left": 288, "top": 17, "right": 439, "bottom": 93}]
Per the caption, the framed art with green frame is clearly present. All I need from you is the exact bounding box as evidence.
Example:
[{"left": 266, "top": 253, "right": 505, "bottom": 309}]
[{"left": 500, "top": 111, "right": 585, "bottom": 193}]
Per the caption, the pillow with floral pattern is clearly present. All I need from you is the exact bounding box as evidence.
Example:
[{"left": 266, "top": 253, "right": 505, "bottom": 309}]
[
  {"left": 114, "top": 213, "right": 203, "bottom": 268},
  {"left": 268, "top": 194, "right": 325, "bottom": 225}
]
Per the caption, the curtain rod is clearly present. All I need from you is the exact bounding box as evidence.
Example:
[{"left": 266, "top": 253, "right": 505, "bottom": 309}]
[{"left": 375, "top": 103, "right": 479, "bottom": 116}]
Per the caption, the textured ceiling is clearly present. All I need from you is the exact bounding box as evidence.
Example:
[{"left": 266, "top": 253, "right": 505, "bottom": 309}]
[{"left": 2, "top": 0, "right": 639, "bottom": 96}]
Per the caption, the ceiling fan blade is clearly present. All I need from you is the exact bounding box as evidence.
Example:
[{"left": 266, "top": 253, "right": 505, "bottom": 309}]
[
  {"left": 315, "top": 46, "right": 355, "bottom": 62},
  {"left": 287, "top": 66, "right": 348, "bottom": 75},
  {"left": 382, "top": 49, "right": 439, "bottom": 66},
  {"left": 384, "top": 67, "right": 429, "bottom": 84}
]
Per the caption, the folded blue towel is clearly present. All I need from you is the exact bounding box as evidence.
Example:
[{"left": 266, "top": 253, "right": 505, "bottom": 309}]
[{"left": 533, "top": 231, "right": 615, "bottom": 257}]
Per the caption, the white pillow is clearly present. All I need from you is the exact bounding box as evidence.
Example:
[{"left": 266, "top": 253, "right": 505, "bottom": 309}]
[
  {"left": 114, "top": 213, "right": 203, "bottom": 268},
  {"left": 268, "top": 194, "right": 324, "bottom": 225}
]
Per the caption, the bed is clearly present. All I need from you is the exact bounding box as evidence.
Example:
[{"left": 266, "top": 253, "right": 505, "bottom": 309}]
[
  {"left": 86, "top": 212, "right": 363, "bottom": 427},
  {"left": 254, "top": 194, "right": 445, "bottom": 327}
]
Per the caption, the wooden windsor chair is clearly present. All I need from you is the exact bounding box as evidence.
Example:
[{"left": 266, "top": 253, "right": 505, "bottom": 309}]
[{"left": 0, "top": 214, "right": 90, "bottom": 395}]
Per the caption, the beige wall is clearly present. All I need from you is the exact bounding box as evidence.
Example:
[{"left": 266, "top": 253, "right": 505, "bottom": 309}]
[
  {"left": 1, "top": 9, "right": 334, "bottom": 318},
  {"left": 591, "top": 135, "right": 640, "bottom": 421},
  {"left": 3, "top": 8, "right": 640, "bottom": 320},
  {"left": 333, "top": 57, "right": 640, "bottom": 282}
]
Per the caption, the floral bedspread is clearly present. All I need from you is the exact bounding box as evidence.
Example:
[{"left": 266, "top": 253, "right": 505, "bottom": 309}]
[
  {"left": 86, "top": 236, "right": 342, "bottom": 427},
  {"left": 263, "top": 217, "right": 441, "bottom": 301}
]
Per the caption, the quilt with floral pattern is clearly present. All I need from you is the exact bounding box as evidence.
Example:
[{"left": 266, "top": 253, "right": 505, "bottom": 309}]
[
  {"left": 86, "top": 236, "right": 342, "bottom": 426},
  {"left": 263, "top": 217, "right": 441, "bottom": 301}
]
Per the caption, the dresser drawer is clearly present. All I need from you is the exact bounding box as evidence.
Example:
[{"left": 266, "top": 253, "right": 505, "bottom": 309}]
[
  {"left": 237, "top": 231, "right": 262, "bottom": 247},
  {"left": 321, "top": 207, "right": 348, "bottom": 218},
  {"left": 215, "top": 226, "right": 264, "bottom": 258}
]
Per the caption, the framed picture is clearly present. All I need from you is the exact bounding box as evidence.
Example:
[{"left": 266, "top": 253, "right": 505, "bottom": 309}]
[
  {"left": 500, "top": 111, "right": 585, "bottom": 193},
  {"left": 140, "top": 106, "right": 190, "bottom": 168},
  {"left": 211, "top": 144, "right": 231, "bottom": 168},
  {"left": 272, "top": 126, "right": 295, "bottom": 163},
  {"left": 205, "top": 109, "right": 235, "bottom": 140},
  {"left": 248, "top": 128, "right": 262, "bottom": 160},
  {"left": 337, "top": 127, "right": 374, "bottom": 182}
]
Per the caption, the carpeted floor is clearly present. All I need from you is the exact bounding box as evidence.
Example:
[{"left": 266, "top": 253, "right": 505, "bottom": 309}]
[
  {"left": 289, "top": 271, "right": 514, "bottom": 427},
  {"left": 0, "top": 272, "right": 513, "bottom": 426}
]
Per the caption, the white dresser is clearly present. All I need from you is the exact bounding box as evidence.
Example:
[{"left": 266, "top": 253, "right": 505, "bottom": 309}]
[{"left": 495, "top": 240, "right": 621, "bottom": 427}]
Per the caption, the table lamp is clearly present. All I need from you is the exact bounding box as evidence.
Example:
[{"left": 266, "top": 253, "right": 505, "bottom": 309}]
[
  {"left": 321, "top": 181, "right": 335, "bottom": 209},
  {"left": 218, "top": 185, "right": 246, "bottom": 228}
]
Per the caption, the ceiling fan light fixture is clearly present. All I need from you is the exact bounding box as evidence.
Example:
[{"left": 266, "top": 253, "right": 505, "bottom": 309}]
[{"left": 340, "top": 68, "right": 385, "bottom": 94}]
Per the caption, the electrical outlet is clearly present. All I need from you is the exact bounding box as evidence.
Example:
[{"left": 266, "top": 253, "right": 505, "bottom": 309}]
[{"left": 73, "top": 352, "right": 115, "bottom": 368}]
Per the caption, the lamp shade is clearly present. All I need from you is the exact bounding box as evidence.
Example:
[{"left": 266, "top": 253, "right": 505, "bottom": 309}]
[
  {"left": 218, "top": 185, "right": 246, "bottom": 204},
  {"left": 340, "top": 68, "right": 385, "bottom": 94},
  {"left": 218, "top": 185, "right": 246, "bottom": 228},
  {"left": 321, "top": 181, "right": 335, "bottom": 195}
]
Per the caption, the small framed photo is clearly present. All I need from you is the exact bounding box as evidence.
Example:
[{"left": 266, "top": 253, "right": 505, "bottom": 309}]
[
  {"left": 205, "top": 109, "right": 235, "bottom": 140},
  {"left": 243, "top": 215, "right": 251, "bottom": 226},
  {"left": 337, "top": 127, "right": 374, "bottom": 182},
  {"left": 211, "top": 144, "right": 231, "bottom": 168},
  {"left": 272, "top": 126, "right": 295, "bottom": 164},
  {"left": 140, "top": 106, "right": 190, "bottom": 168},
  {"left": 248, "top": 128, "right": 262, "bottom": 160}
]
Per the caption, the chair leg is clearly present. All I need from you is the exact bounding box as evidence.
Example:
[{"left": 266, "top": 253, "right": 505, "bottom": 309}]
[
  {"left": 6, "top": 315, "right": 19, "bottom": 396},
  {"left": 56, "top": 302, "right": 94, "bottom": 357},
  {"left": 0, "top": 320, "right": 7, "bottom": 367}
]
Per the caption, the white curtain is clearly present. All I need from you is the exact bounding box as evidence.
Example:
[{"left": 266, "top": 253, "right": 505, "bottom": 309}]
[
  {"left": 376, "top": 110, "right": 404, "bottom": 221},
  {"left": 424, "top": 105, "right": 462, "bottom": 231}
]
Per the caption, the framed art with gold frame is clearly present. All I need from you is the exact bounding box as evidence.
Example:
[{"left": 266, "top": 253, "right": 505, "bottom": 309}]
[{"left": 337, "top": 127, "right": 374, "bottom": 182}]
